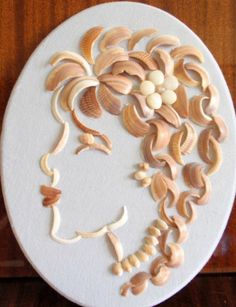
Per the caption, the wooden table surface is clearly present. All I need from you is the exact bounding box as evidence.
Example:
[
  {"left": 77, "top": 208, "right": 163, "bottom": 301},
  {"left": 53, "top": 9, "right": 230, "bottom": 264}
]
[{"left": 0, "top": 0, "right": 235, "bottom": 306}]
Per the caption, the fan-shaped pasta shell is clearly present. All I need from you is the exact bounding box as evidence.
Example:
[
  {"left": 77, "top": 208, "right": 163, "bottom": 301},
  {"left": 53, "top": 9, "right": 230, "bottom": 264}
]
[
  {"left": 122, "top": 104, "right": 150, "bottom": 137},
  {"left": 147, "top": 35, "right": 180, "bottom": 53},
  {"left": 172, "top": 85, "right": 189, "bottom": 118},
  {"left": 189, "top": 95, "right": 212, "bottom": 126},
  {"left": 112, "top": 60, "right": 145, "bottom": 80},
  {"left": 154, "top": 49, "right": 174, "bottom": 76},
  {"left": 99, "top": 26, "right": 132, "bottom": 51},
  {"left": 146, "top": 119, "right": 171, "bottom": 151},
  {"left": 174, "top": 59, "right": 199, "bottom": 87},
  {"left": 80, "top": 26, "right": 104, "bottom": 64},
  {"left": 98, "top": 74, "right": 132, "bottom": 94},
  {"left": 59, "top": 77, "right": 82, "bottom": 111},
  {"left": 155, "top": 104, "right": 181, "bottom": 128},
  {"left": 79, "top": 86, "right": 102, "bottom": 118},
  {"left": 185, "top": 62, "right": 210, "bottom": 91},
  {"left": 169, "top": 130, "right": 184, "bottom": 165},
  {"left": 151, "top": 172, "right": 168, "bottom": 201},
  {"left": 97, "top": 84, "right": 122, "bottom": 115},
  {"left": 170, "top": 45, "right": 204, "bottom": 63},
  {"left": 128, "top": 51, "right": 158, "bottom": 70},
  {"left": 142, "top": 134, "right": 166, "bottom": 168},
  {"left": 128, "top": 28, "right": 158, "bottom": 50}
]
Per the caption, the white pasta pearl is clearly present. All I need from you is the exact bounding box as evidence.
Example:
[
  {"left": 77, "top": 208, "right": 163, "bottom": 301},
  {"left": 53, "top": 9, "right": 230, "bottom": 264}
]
[
  {"left": 163, "top": 75, "right": 179, "bottom": 90},
  {"left": 161, "top": 90, "right": 177, "bottom": 105},
  {"left": 148, "top": 70, "right": 164, "bottom": 86},
  {"left": 146, "top": 93, "right": 162, "bottom": 110},
  {"left": 140, "top": 80, "right": 155, "bottom": 96}
]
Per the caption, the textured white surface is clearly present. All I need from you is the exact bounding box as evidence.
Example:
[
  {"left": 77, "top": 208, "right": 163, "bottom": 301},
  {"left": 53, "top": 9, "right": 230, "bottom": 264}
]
[{"left": 1, "top": 2, "right": 236, "bottom": 307}]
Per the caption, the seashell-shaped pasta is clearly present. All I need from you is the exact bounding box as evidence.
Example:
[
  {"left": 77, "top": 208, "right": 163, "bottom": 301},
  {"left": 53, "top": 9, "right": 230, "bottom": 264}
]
[
  {"left": 68, "top": 77, "right": 99, "bottom": 110},
  {"left": 170, "top": 45, "right": 204, "bottom": 63},
  {"left": 172, "top": 85, "right": 189, "bottom": 118},
  {"left": 147, "top": 35, "right": 180, "bottom": 53},
  {"left": 147, "top": 119, "right": 171, "bottom": 151},
  {"left": 128, "top": 51, "right": 158, "bottom": 70},
  {"left": 177, "top": 191, "right": 198, "bottom": 224},
  {"left": 180, "top": 122, "right": 197, "bottom": 155},
  {"left": 211, "top": 115, "right": 228, "bottom": 143},
  {"left": 166, "top": 243, "right": 184, "bottom": 267},
  {"left": 142, "top": 134, "right": 166, "bottom": 168},
  {"left": 196, "top": 173, "right": 212, "bottom": 205},
  {"left": 59, "top": 77, "right": 81, "bottom": 111},
  {"left": 131, "top": 92, "right": 154, "bottom": 117},
  {"left": 204, "top": 84, "right": 219, "bottom": 115},
  {"left": 151, "top": 172, "right": 167, "bottom": 201},
  {"left": 112, "top": 60, "right": 145, "bottom": 80},
  {"left": 46, "top": 63, "right": 85, "bottom": 91},
  {"left": 169, "top": 130, "right": 184, "bottom": 165},
  {"left": 198, "top": 128, "right": 213, "bottom": 163},
  {"left": 107, "top": 231, "right": 124, "bottom": 262},
  {"left": 99, "top": 26, "right": 132, "bottom": 51},
  {"left": 185, "top": 62, "right": 210, "bottom": 91},
  {"left": 206, "top": 135, "right": 222, "bottom": 176},
  {"left": 98, "top": 73, "right": 132, "bottom": 94},
  {"left": 182, "top": 163, "right": 205, "bottom": 189},
  {"left": 128, "top": 28, "right": 158, "bottom": 50},
  {"left": 150, "top": 265, "right": 170, "bottom": 286},
  {"left": 172, "top": 215, "right": 189, "bottom": 244},
  {"left": 161, "top": 175, "right": 180, "bottom": 207},
  {"left": 189, "top": 95, "right": 212, "bottom": 126},
  {"left": 80, "top": 26, "right": 104, "bottom": 64},
  {"left": 50, "top": 51, "right": 92, "bottom": 75},
  {"left": 94, "top": 47, "right": 128, "bottom": 75},
  {"left": 174, "top": 59, "right": 199, "bottom": 87},
  {"left": 155, "top": 104, "right": 181, "bottom": 128},
  {"left": 156, "top": 154, "right": 178, "bottom": 180},
  {"left": 79, "top": 86, "right": 102, "bottom": 118},
  {"left": 122, "top": 104, "right": 150, "bottom": 137},
  {"left": 97, "top": 83, "right": 122, "bottom": 115},
  {"left": 154, "top": 49, "right": 174, "bottom": 76},
  {"left": 51, "top": 122, "right": 69, "bottom": 155}
]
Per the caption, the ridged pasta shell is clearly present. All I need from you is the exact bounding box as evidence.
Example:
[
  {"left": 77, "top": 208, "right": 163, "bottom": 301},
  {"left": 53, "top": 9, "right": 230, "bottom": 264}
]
[
  {"left": 161, "top": 174, "right": 180, "bottom": 207},
  {"left": 155, "top": 104, "right": 181, "bottom": 128},
  {"left": 46, "top": 63, "right": 85, "bottom": 91},
  {"left": 131, "top": 92, "right": 154, "bottom": 117},
  {"left": 99, "top": 26, "right": 132, "bottom": 51},
  {"left": 79, "top": 86, "right": 102, "bottom": 118},
  {"left": 169, "top": 130, "right": 184, "bottom": 165},
  {"left": 80, "top": 26, "right": 104, "bottom": 64},
  {"left": 198, "top": 128, "right": 213, "bottom": 163},
  {"left": 156, "top": 154, "right": 178, "bottom": 180},
  {"left": 151, "top": 172, "right": 167, "bottom": 201},
  {"left": 174, "top": 59, "right": 199, "bottom": 87},
  {"left": 112, "top": 60, "right": 145, "bottom": 80},
  {"left": 172, "top": 85, "right": 189, "bottom": 118},
  {"left": 185, "top": 62, "right": 210, "bottom": 91},
  {"left": 182, "top": 163, "right": 205, "bottom": 189},
  {"left": 150, "top": 265, "right": 170, "bottom": 286},
  {"left": 122, "top": 104, "right": 150, "bottom": 137},
  {"left": 177, "top": 191, "right": 198, "bottom": 224},
  {"left": 154, "top": 49, "right": 174, "bottom": 76},
  {"left": 146, "top": 119, "right": 171, "bottom": 151},
  {"left": 94, "top": 47, "right": 128, "bottom": 75},
  {"left": 97, "top": 84, "right": 122, "bottom": 115},
  {"left": 128, "top": 51, "right": 158, "bottom": 70},
  {"left": 204, "top": 84, "right": 219, "bottom": 115},
  {"left": 170, "top": 45, "right": 204, "bottom": 63},
  {"left": 211, "top": 115, "right": 228, "bottom": 143},
  {"left": 180, "top": 122, "right": 197, "bottom": 155},
  {"left": 142, "top": 134, "right": 166, "bottom": 168},
  {"left": 189, "top": 95, "right": 212, "bottom": 126},
  {"left": 147, "top": 35, "right": 180, "bottom": 53},
  {"left": 128, "top": 28, "right": 158, "bottom": 50},
  {"left": 60, "top": 77, "right": 82, "bottom": 111},
  {"left": 98, "top": 73, "right": 132, "bottom": 94}
]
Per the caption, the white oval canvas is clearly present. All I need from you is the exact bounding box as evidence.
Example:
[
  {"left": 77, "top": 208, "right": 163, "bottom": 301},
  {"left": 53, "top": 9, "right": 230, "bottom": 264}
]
[{"left": 1, "top": 2, "right": 236, "bottom": 307}]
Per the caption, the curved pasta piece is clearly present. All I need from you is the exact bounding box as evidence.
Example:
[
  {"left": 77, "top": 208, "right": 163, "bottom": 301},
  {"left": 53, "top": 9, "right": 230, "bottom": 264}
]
[
  {"left": 68, "top": 77, "right": 99, "bottom": 110},
  {"left": 59, "top": 77, "right": 82, "bottom": 111},
  {"left": 131, "top": 92, "right": 154, "bottom": 118},
  {"left": 204, "top": 84, "right": 219, "bottom": 115},
  {"left": 76, "top": 144, "right": 90, "bottom": 155},
  {"left": 150, "top": 256, "right": 167, "bottom": 276},
  {"left": 122, "top": 104, "right": 150, "bottom": 137},
  {"left": 172, "top": 215, "right": 189, "bottom": 243},
  {"left": 151, "top": 172, "right": 167, "bottom": 201},
  {"left": 154, "top": 49, "right": 174, "bottom": 76},
  {"left": 99, "top": 26, "right": 132, "bottom": 51},
  {"left": 177, "top": 191, "right": 198, "bottom": 224},
  {"left": 207, "top": 136, "right": 222, "bottom": 176},
  {"left": 172, "top": 85, "right": 189, "bottom": 118},
  {"left": 51, "top": 87, "right": 65, "bottom": 124},
  {"left": 46, "top": 63, "right": 85, "bottom": 91},
  {"left": 128, "top": 51, "right": 158, "bottom": 70},
  {"left": 189, "top": 95, "right": 212, "bottom": 126},
  {"left": 155, "top": 104, "right": 181, "bottom": 128},
  {"left": 146, "top": 119, "right": 171, "bottom": 151},
  {"left": 128, "top": 28, "right": 158, "bottom": 50},
  {"left": 40, "top": 153, "right": 53, "bottom": 176},
  {"left": 156, "top": 154, "right": 178, "bottom": 180},
  {"left": 211, "top": 115, "right": 228, "bottom": 143},
  {"left": 198, "top": 128, "right": 213, "bottom": 163},
  {"left": 112, "top": 60, "right": 145, "bottom": 80},
  {"left": 180, "top": 122, "right": 197, "bottom": 155},
  {"left": 107, "top": 232, "right": 124, "bottom": 262},
  {"left": 170, "top": 45, "right": 204, "bottom": 63},
  {"left": 98, "top": 74, "right": 132, "bottom": 94},
  {"left": 147, "top": 35, "right": 180, "bottom": 53},
  {"left": 80, "top": 26, "right": 104, "bottom": 64},
  {"left": 51, "top": 168, "right": 60, "bottom": 187},
  {"left": 150, "top": 265, "right": 170, "bottom": 286},
  {"left": 71, "top": 110, "right": 101, "bottom": 136},
  {"left": 50, "top": 51, "right": 92, "bottom": 75},
  {"left": 166, "top": 242, "right": 184, "bottom": 267},
  {"left": 142, "top": 134, "right": 166, "bottom": 168},
  {"left": 196, "top": 173, "right": 212, "bottom": 205},
  {"left": 169, "top": 130, "right": 184, "bottom": 165},
  {"left": 158, "top": 198, "right": 175, "bottom": 226},
  {"left": 79, "top": 86, "right": 102, "bottom": 118},
  {"left": 78, "top": 226, "right": 108, "bottom": 238},
  {"left": 161, "top": 175, "right": 180, "bottom": 207},
  {"left": 97, "top": 84, "right": 122, "bottom": 115},
  {"left": 185, "top": 62, "right": 210, "bottom": 91},
  {"left": 174, "top": 59, "right": 199, "bottom": 87},
  {"left": 182, "top": 163, "right": 205, "bottom": 188},
  {"left": 94, "top": 47, "right": 128, "bottom": 75},
  {"left": 50, "top": 122, "right": 69, "bottom": 155},
  {"left": 108, "top": 206, "right": 128, "bottom": 231}
]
